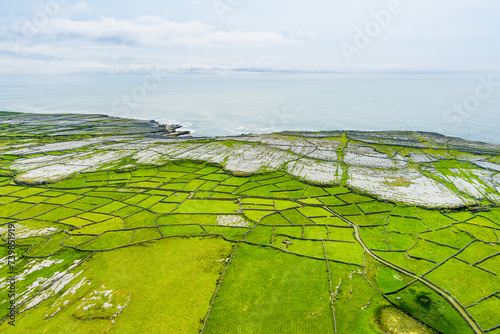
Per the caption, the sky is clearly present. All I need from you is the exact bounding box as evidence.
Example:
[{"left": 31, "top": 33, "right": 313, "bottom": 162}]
[{"left": 0, "top": 0, "right": 499, "bottom": 75}]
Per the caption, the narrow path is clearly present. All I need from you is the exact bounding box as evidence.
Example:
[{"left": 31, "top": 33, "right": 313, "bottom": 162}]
[{"left": 323, "top": 206, "right": 484, "bottom": 334}]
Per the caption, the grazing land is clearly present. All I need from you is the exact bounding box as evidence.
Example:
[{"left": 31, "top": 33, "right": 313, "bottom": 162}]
[{"left": 0, "top": 112, "right": 499, "bottom": 333}]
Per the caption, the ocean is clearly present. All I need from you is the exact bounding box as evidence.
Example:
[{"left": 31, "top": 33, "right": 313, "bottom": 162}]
[{"left": 1, "top": 74, "right": 499, "bottom": 144}]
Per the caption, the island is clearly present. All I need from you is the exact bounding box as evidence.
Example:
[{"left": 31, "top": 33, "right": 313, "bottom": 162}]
[{"left": 0, "top": 111, "right": 499, "bottom": 334}]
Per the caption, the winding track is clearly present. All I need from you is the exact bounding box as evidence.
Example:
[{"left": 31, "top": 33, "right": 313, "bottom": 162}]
[{"left": 323, "top": 206, "right": 484, "bottom": 334}]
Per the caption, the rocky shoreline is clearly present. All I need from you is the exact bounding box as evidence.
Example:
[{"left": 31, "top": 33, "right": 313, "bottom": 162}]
[{"left": 1, "top": 111, "right": 499, "bottom": 208}]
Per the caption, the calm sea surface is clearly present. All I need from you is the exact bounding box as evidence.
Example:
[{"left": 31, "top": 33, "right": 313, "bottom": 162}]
[{"left": 1, "top": 75, "right": 499, "bottom": 144}]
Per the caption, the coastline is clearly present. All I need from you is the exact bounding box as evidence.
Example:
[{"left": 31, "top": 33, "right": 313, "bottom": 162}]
[{"left": 1, "top": 111, "right": 499, "bottom": 209}]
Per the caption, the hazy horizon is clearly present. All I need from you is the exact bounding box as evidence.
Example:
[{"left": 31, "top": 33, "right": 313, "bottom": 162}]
[{"left": 1, "top": 1, "right": 499, "bottom": 144}]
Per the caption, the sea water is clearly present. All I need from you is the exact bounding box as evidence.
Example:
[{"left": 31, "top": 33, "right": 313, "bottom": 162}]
[{"left": 1, "top": 74, "right": 499, "bottom": 144}]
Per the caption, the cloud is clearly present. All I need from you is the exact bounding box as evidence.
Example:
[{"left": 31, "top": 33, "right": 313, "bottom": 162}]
[
  {"left": 60, "top": 1, "right": 91, "bottom": 16},
  {"left": 10, "top": 15, "right": 296, "bottom": 48},
  {"left": 0, "top": 48, "right": 58, "bottom": 61},
  {"left": 1, "top": 0, "right": 499, "bottom": 74}
]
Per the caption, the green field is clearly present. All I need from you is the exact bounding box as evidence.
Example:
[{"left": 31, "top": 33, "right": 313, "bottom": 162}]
[
  {"left": 0, "top": 112, "right": 499, "bottom": 333},
  {"left": 1, "top": 237, "right": 233, "bottom": 333}
]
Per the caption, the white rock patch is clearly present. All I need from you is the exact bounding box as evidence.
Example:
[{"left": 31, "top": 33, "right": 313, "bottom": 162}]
[{"left": 217, "top": 215, "right": 250, "bottom": 227}]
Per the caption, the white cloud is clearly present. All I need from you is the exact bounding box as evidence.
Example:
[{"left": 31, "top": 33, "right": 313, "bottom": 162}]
[
  {"left": 61, "top": 1, "right": 91, "bottom": 16},
  {"left": 10, "top": 15, "right": 296, "bottom": 48},
  {"left": 1, "top": 0, "right": 499, "bottom": 74}
]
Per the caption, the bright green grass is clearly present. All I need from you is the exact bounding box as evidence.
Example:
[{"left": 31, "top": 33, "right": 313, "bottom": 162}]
[
  {"left": 68, "top": 195, "right": 111, "bottom": 208},
  {"left": 477, "top": 208, "right": 500, "bottom": 224},
  {"left": 386, "top": 232, "right": 416, "bottom": 251},
  {"left": 0, "top": 201, "right": 34, "bottom": 217},
  {"left": 0, "top": 185, "right": 25, "bottom": 195},
  {"left": 74, "top": 218, "right": 125, "bottom": 235},
  {"left": 203, "top": 243, "right": 335, "bottom": 334},
  {"left": 348, "top": 213, "right": 389, "bottom": 226},
  {"left": 419, "top": 227, "right": 474, "bottom": 249},
  {"left": 25, "top": 231, "right": 68, "bottom": 257},
  {"left": 93, "top": 201, "right": 127, "bottom": 214},
  {"left": 164, "top": 193, "right": 192, "bottom": 204},
  {"left": 455, "top": 223, "right": 499, "bottom": 243},
  {"left": 50, "top": 176, "right": 86, "bottom": 188},
  {"left": 44, "top": 193, "right": 82, "bottom": 205},
  {"left": 160, "top": 224, "right": 206, "bottom": 237},
  {"left": 425, "top": 258, "right": 500, "bottom": 307},
  {"left": 2, "top": 237, "right": 233, "bottom": 334},
  {"left": 62, "top": 234, "right": 96, "bottom": 247},
  {"left": 367, "top": 256, "right": 414, "bottom": 293},
  {"left": 303, "top": 225, "right": 329, "bottom": 239},
  {"left": 274, "top": 225, "right": 303, "bottom": 238},
  {"left": 281, "top": 208, "right": 313, "bottom": 225},
  {"left": 0, "top": 195, "right": 23, "bottom": 204},
  {"left": 298, "top": 206, "right": 330, "bottom": 217},
  {"left": 333, "top": 265, "right": 392, "bottom": 334},
  {"left": 467, "top": 216, "right": 500, "bottom": 228},
  {"left": 0, "top": 154, "right": 497, "bottom": 334},
  {"left": 336, "top": 192, "right": 373, "bottom": 203},
  {"left": 360, "top": 226, "right": 390, "bottom": 250},
  {"left": 374, "top": 251, "right": 435, "bottom": 276},
  {"left": 479, "top": 255, "right": 500, "bottom": 275},
  {"left": 240, "top": 184, "right": 282, "bottom": 197},
  {"left": 327, "top": 226, "right": 356, "bottom": 242},
  {"left": 417, "top": 208, "right": 457, "bottom": 229},
  {"left": 270, "top": 189, "right": 304, "bottom": 199},
  {"left": 357, "top": 201, "right": 394, "bottom": 213},
  {"left": 129, "top": 228, "right": 163, "bottom": 244},
  {"left": 174, "top": 199, "right": 239, "bottom": 214},
  {"left": 124, "top": 211, "right": 157, "bottom": 229},
  {"left": 324, "top": 186, "right": 350, "bottom": 195},
  {"left": 301, "top": 185, "right": 329, "bottom": 198},
  {"left": 9, "top": 187, "right": 46, "bottom": 197},
  {"left": 274, "top": 200, "right": 300, "bottom": 210},
  {"left": 330, "top": 204, "right": 363, "bottom": 216},
  {"left": 467, "top": 295, "right": 500, "bottom": 331},
  {"left": 245, "top": 226, "right": 273, "bottom": 245},
  {"left": 123, "top": 193, "right": 149, "bottom": 205},
  {"left": 241, "top": 198, "right": 274, "bottom": 206},
  {"left": 324, "top": 241, "right": 364, "bottom": 265},
  {"left": 408, "top": 238, "right": 457, "bottom": 263},
  {"left": 241, "top": 202, "right": 274, "bottom": 211},
  {"left": 312, "top": 216, "right": 351, "bottom": 226},
  {"left": 317, "top": 195, "right": 346, "bottom": 206},
  {"left": 456, "top": 241, "right": 499, "bottom": 264},
  {"left": 387, "top": 216, "right": 430, "bottom": 234},
  {"left": 273, "top": 237, "right": 324, "bottom": 258},
  {"left": 274, "top": 180, "right": 307, "bottom": 191},
  {"left": 157, "top": 214, "right": 216, "bottom": 225},
  {"left": 203, "top": 226, "right": 248, "bottom": 241},
  {"left": 77, "top": 212, "right": 115, "bottom": 223},
  {"left": 243, "top": 209, "right": 275, "bottom": 223},
  {"left": 441, "top": 210, "right": 476, "bottom": 223},
  {"left": 11, "top": 203, "right": 59, "bottom": 219},
  {"left": 149, "top": 202, "right": 178, "bottom": 214},
  {"left": 391, "top": 206, "right": 419, "bottom": 218}
]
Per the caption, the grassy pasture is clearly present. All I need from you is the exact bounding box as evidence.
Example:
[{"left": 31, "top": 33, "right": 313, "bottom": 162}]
[{"left": 203, "top": 244, "right": 335, "bottom": 334}]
